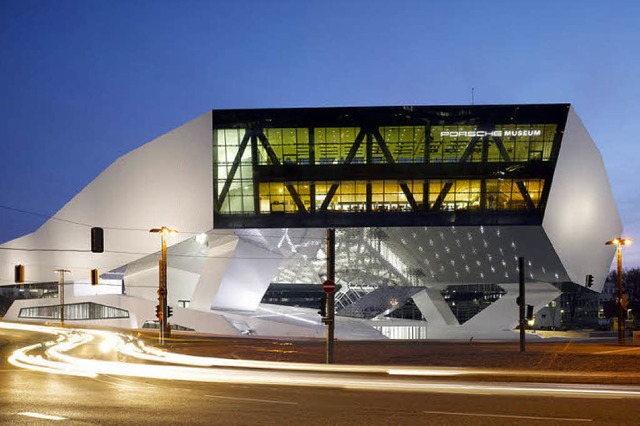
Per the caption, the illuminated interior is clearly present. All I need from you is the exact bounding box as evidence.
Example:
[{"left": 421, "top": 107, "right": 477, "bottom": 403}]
[{"left": 212, "top": 105, "right": 566, "bottom": 228}]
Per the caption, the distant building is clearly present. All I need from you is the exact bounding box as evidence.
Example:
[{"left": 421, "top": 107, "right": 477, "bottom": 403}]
[
  {"left": 0, "top": 104, "right": 622, "bottom": 339},
  {"left": 533, "top": 278, "right": 627, "bottom": 332}
]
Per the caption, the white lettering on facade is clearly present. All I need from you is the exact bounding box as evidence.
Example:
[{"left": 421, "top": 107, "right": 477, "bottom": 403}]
[
  {"left": 440, "top": 129, "right": 542, "bottom": 138},
  {"left": 503, "top": 130, "right": 542, "bottom": 137}
]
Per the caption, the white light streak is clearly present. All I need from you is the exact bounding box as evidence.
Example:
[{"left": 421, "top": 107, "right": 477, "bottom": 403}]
[
  {"left": 387, "top": 369, "right": 463, "bottom": 377},
  {"left": 422, "top": 410, "right": 591, "bottom": 422},
  {"left": 17, "top": 412, "right": 67, "bottom": 421},
  {"left": 4, "top": 321, "right": 640, "bottom": 399},
  {"left": 204, "top": 394, "right": 298, "bottom": 405}
]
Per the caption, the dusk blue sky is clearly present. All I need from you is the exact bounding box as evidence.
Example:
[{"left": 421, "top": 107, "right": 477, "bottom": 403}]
[{"left": 1, "top": 1, "right": 639, "bottom": 268}]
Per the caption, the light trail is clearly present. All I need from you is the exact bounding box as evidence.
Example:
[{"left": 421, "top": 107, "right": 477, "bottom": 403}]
[
  {"left": 8, "top": 341, "right": 97, "bottom": 378},
  {"left": 204, "top": 394, "right": 299, "bottom": 405},
  {"left": 3, "top": 321, "right": 640, "bottom": 398},
  {"left": 422, "top": 410, "right": 592, "bottom": 422},
  {"left": 17, "top": 412, "right": 67, "bottom": 421},
  {"left": 122, "top": 339, "right": 465, "bottom": 376}
]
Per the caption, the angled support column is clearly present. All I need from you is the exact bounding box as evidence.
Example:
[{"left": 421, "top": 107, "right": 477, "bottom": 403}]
[{"left": 412, "top": 288, "right": 459, "bottom": 327}]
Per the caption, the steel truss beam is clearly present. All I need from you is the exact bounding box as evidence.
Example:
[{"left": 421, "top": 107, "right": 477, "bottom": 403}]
[
  {"left": 372, "top": 129, "right": 419, "bottom": 211},
  {"left": 431, "top": 136, "right": 536, "bottom": 211},
  {"left": 216, "top": 131, "right": 251, "bottom": 211},
  {"left": 492, "top": 137, "right": 535, "bottom": 209},
  {"left": 319, "top": 130, "right": 366, "bottom": 211},
  {"left": 218, "top": 126, "right": 540, "bottom": 218},
  {"left": 256, "top": 133, "right": 307, "bottom": 212}
]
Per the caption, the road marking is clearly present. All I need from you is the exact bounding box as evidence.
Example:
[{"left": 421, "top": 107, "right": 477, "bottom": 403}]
[
  {"left": 594, "top": 347, "right": 640, "bottom": 355},
  {"left": 17, "top": 412, "right": 67, "bottom": 421},
  {"left": 423, "top": 410, "right": 592, "bottom": 422},
  {"left": 205, "top": 394, "right": 297, "bottom": 405}
]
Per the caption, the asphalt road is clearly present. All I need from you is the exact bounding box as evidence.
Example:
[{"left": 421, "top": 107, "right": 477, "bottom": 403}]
[{"left": 2, "top": 326, "right": 640, "bottom": 425}]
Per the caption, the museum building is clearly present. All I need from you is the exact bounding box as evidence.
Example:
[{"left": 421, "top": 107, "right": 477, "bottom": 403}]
[{"left": 0, "top": 104, "right": 622, "bottom": 339}]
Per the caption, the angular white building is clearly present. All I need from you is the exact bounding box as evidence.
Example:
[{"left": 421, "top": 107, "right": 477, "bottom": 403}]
[{"left": 0, "top": 104, "right": 622, "bottom": 339}]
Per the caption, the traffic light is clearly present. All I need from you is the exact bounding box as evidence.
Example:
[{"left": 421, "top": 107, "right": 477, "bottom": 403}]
[
  {"left": 91, "top": 227, "right": 104, "bottom": 253},
  {"left": 155, "top": 304, "right": 162, "bottom": 320},
  {"left": 516, "top": 296, "right": 522, "bottom": 306},
  {"left": 318, "top": 296, "right": 327, "bottom": 317},
  {"left": 526, "top": 304, "right": 534, "bottom": 320},
  {"left": 586, "top": 274, "right": 594, "bottom": 288},
  {"left": 90, "top": 268, "right": 99, "bottom": 285},
  {"left": 14, "top": 264, "right": 25, "bottom": 283},
  {"left": 167, "top": 306, "right": 173, "bottom": 318}
]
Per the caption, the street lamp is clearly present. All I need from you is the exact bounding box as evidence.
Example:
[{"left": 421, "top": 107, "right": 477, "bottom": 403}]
[
  {"left": 150, "top": 226, "right": 178, "bottom": 345},
  {"left": 605, "top": 237, "right": 633, "bottom": 345}
]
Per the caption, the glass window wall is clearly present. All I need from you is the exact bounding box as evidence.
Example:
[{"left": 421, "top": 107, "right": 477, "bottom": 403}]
[
  {"left": 315, "top": 127, "right": 361, "bottom": 164},
  {"left": 215, "top": 129, "right": 254, "bottom": 214},
  {"left": 19, "top": 302, "right": 129, "bottom": 320},
  {"left": 430, "top": 124, "right": 557, "bottom": 163},
  {"left": 378, "top": 126, "right": 426, "bottom": 163},
  {"left": 258, "top": 182, "right": 311, "bottom": 213},
  {"left": 261, "top": 128, "right": 310, "bottom": 165},
  {"left": 213, "top": 104, "right": 563, "bottom": 225}
]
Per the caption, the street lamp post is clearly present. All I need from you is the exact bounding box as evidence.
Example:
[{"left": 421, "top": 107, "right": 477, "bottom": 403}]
[
  {"left": 54, "top": 269, "right": 70, "bottom": 326},
  {"left": 605, "top": 237, "right": 632, "bottom": 345},
  {"left": 150, "top": 226, "right": 178, "bottom": 345}
]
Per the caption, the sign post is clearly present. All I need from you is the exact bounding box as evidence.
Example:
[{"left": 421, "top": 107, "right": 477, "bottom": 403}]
[
  {"left": 322, "top": 280, "right": 336, "bottom": 293},
  {"left": 325, "top": 229, "right": 336, "bottom": 364}
]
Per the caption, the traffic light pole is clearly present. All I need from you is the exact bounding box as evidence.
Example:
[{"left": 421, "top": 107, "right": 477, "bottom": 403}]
[
  {"left": 519, "top": 257, "right": 525, "bottom": 353},
  {"left": 159, "top": 232, "right": 168, "bottom": 345},
  {"left": 150, "top": 226, "right": 178, "bottom": 346},
  {"left": 326, "top": 228, "right": 335, "bottom": 364},
  {"left": 158, "top": 259, "right": 166, "bottom": 345},
  {"left": 55, "top": 269, "right": 70, "bottom": 327}
]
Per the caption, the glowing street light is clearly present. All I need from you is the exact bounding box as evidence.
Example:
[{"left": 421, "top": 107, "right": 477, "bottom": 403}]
[
  {"left": 605, "top": 237, "right": 632, "bottom": 345},
  {"left": 150, "top": 226, "right": 178, "bottom": 345}
]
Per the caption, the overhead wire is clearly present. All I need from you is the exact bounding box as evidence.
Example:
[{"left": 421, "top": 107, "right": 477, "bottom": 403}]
[
  {"left": 0, "top": 202, "right": 351, "bottom": 282},
  {"left": 0, "top": 203, "right": 333, "bottom": 240},
  {"left": 0, "top": 246, "right": 320, "bottom": 260}
]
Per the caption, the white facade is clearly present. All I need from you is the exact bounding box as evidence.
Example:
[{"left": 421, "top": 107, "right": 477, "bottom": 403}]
[
  {"left": 0, "top": 106, "right": 622, "bottom": 340},
  {"left": 542, "top": 108, "right": 622, "bottom": 291}
]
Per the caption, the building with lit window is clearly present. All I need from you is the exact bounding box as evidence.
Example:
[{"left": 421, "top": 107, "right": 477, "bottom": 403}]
[
  {"left": 213, "top": 106, "right": 556, "bottom": 229},
  {"left": 0, "top": 104, "right": 622, "bottom": 339}
]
